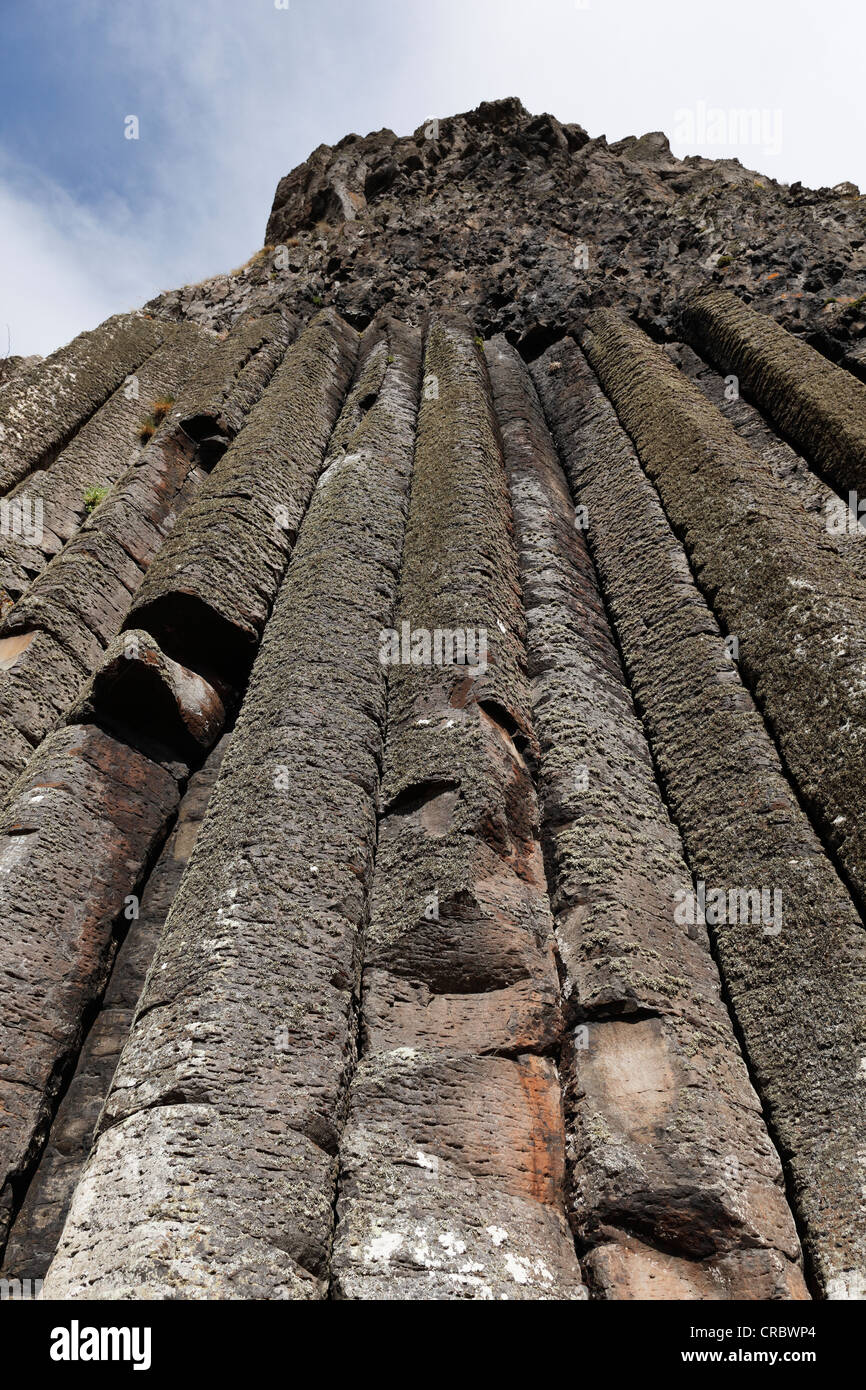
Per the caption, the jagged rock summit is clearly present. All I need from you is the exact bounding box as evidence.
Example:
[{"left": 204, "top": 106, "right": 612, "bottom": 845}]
[
  {"left": 150, "top": 96, "right": 866, "bottom": 375},
  {"left": 0, "top": 99, "right": 865, "bottom": 1303}
]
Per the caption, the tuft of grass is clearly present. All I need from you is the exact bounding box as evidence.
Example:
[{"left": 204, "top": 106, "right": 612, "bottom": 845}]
[
  {"left": 83, "top": 485, "right": 110, "bottom": 515},
  {"left": 474, "top": 335, "right": 484, "bottom": 348},
  {"left": 137, "top": 396, "right": 175, "bottom": 442},
  {"left": 230, "top": 246, "right": 273, "bottom": 275},
  {"left": 717, "top": 255, "right": 733, "bottom": 268},
  {"left": 312, "top": 294, "right": 324, "bottom": 305}
]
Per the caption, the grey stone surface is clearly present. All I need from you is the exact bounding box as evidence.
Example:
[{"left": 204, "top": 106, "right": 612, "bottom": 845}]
[
  {"left": 487, "top": 336, "right": 807, "bottom": 1300},
  {"left": 683, "top": 287, "right": 866, "bottom": 494},
  {"left": 534, "top": 335, "right": 866, "bottom": 1300},
  {"left": 0, "top": 314, "right": 164, "bottom": 496},
  {"left": 2, "top": 738, "right": 228, "bottom": 1284},
  {"left": 0, "top": 726, "right": 178, "bottom": 1249},
  {"left": 0, "top": 313, "right": 294, "bottom": 801},
  {"left": 43, "top": 317, "right": 420, "bottom": 1299},
  {"left": 330, "top": 319, "right": 585, "bottom": 1301},
  {"left": 582, "top": 308, "right": 866, "bottom": 925},
  {"left": 2, "top": 100, "right": 865, "bottom": 1304},
  {"left": 125, "top": 309, "right": 359, "bottom": 692},
  {"left": 0, "top": 322, "right": 215, "bottom": 609}
]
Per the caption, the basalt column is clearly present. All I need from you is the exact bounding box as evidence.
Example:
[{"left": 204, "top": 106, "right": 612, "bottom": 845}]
[
  {"left": 486, "top": 335, "right": 807, "bottom": 1300},
  {"left": 42, "top": 316, "right": 419, "bottom": 1298},
  {"left": 0, "top": 313, "right": 166, "bottom": 496},
  {"left": 0, "top": 312, "right": 295, "bottom": 802},
  {"left": 682, "top": 288, "right": 866, "bottom": 495},
  {"left": 330, "top": 318, "right": 585, "bottom": 1301},
  {"left": 582, "top": 309, "right": 866, "bottom": 922},
  {"left": 534, "top": 335, "right": 866, "bottom": 1300}
]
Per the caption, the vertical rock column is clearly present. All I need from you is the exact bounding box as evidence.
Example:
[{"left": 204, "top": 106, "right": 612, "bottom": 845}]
[
  {"left": 42, "top": 317, "right": 418, "bottom": 1299},
  {"left": 123, "top": 309, "right": 359, "bottom": 691},
  {"left": 533, "top": 336, "right": 866, "bottom": 1300},
  {"left": 0, "top": 736, "right": 230, "bottom": 1284},
  {"left": 665, "top": 340, "right": 866, "bottom": 586},
  {"left": 0, "top": 321, "right": 215, "bottom": 608},
  {"left": 0, "top": 313, "right": 295, "bottom": 802},
  {"left": 485, "top": 336, "right": 806, "bottom": 1300},
  {"left": 581, "top": 308, "right": 866, "bottom": 920},
  {"left": 330, "top": 318, "right": 585, "bottom": 1301},
  {"left": 682, "top": 287, "right": 866, "bottom": 494},
  {"left": 0, "top": 313, "right": 165, "bottom": 496},
  {"left": 0, "top": 728, "right": 180, "bottom": 1250}
]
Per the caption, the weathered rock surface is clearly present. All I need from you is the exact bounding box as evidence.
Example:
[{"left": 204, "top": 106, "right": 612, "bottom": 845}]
[
  {"left": 533, "top": 335, "right": 866, "bottom": 1299},
  {"left": 1, "top": 737, "right": 228, "bottom": 1283},
  {"left": 147, "top": 99, "right": 866, "bottom": 372},
  {"left": 1, "top": 99, "right": 864, "bottom": 1302},
  {"left": 0, "top": 314, "right": 165, "bottom": 495},
  {"left": 682, "top": 287, "right": 866, "bottom": 492},
  {"left": 0, "top": 312, "right": 294, "bottom": 801},
  {"left": 0, "top": 322, "right": 214, "bottom": 611},
  {"left": 487, "top": 337, "right": 807, "bottom": 1299},
  {"left": 42, "top": 317, "right": 419, "bottom": 1298},
  {"left": 0, "top": 726, "right": 178, "bottom": 1249},
  {"left": 124, "top": 309, "right": 358, "bottom": 693},
  {"left": 331, "top": 320, "right": 585, "bottom": 1301},
  {"left": 582, "top": 309, "right": 866, "bottom": 920}
]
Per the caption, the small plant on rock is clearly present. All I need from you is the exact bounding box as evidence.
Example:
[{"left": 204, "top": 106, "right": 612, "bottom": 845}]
[
  {"left": 83, "top": 485, "right": 110, "bottom": 515},
  {"left": 137, "top": 396, "right": 175, "bottom": 443}
]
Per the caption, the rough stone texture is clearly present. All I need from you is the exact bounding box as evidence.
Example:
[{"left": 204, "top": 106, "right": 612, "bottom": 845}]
[
  {"left": 582, "top": 308, "right": 866, "bottom": 921},
  {"left": 176, "top": 310, "right": 297, "bottom": 443},
  {"left": 533, "top": 336, "right": 866, "bottom": 1300},
  {"left": 0, "top": 313, "right": 165, "bottom": 496},
  {"left": 146, "top": 100, "right": 865, "bottom": 376},
  {"left": 3, "top": 101, "right": 866, "bottom": 1303},
  {"left": 0, "top": 313, "right": 294, "bottom": 802},
  {"left": 586, "top": 1232, "right": 812, "bottom": 1302},
  {"left": 331, "top": 319, "right": 585, "bottom": 1301},
  {"left": 66, "top": 629, "right": 226, "bottom": 766},
  {"left": 125, "top": 309, "right": 359, "bottom": 692},
  {"left": 0, "top": 725, "right": 178, "bottom": 1250},
  {"left": 1, "top": 737, "right": 228, "bottom": 1283},
  {"left": 0, "top": 355, "right": 42, "bottom": 393},
  {"left": 42, "top": 317, "right": 419, "bottom": 1299},
  {"left": 682, "top": 287, "right": 866, "bottom": 492},
  {"left": 486, "top": 336, "right": 807, "bottom": 1300},
  {"left": 665, "top": 339, "right": 866, "bottom": 586},
  {"left": 0, "top": 443, "right": 201, "bottom": 800},
  {"left": 0, "top": 322, "right": 215, "bottom": 609}
]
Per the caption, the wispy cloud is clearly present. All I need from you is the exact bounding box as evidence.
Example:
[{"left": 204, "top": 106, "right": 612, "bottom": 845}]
[
  {"left": 0, "top": 153, "right": 161, "bottom": 356},
  {"left": 1, "top": 0, "right": 863, "bottom": 356}
]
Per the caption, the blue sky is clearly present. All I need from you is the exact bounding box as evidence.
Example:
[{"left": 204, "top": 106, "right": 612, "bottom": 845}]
[{"left": 1, "top": 0, "right": 863, "bottom": 356}]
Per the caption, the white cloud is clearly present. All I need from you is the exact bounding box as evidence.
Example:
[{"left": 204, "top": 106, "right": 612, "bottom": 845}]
[
  {"left": 0, "top": 159, "right": 154, "bottom": 357},
  {"left": 2, "top": 0, "right": 864, "bottom": 357}
]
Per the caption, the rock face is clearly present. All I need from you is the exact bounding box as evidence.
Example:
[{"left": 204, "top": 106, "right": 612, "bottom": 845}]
[
  {"left": 149, "top": 98, "right": 866, "bottom": 375},
  {"left": 1, "top": 98, "right": 865, "bottom": 1302}
]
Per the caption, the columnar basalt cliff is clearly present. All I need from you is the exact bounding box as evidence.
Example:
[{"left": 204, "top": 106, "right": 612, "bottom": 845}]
[{"left": 1, "top": 98, "right": 865, "bottom": 1302}]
